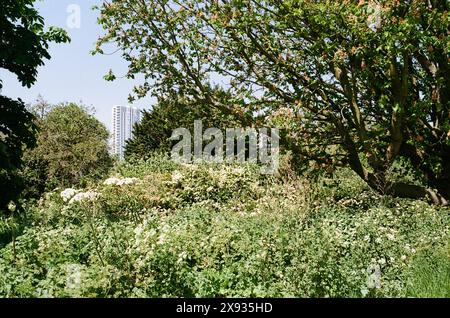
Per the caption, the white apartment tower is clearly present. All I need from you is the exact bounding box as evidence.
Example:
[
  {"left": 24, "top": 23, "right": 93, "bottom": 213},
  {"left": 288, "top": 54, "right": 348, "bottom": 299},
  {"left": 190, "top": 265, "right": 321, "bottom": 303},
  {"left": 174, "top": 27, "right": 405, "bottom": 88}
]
[{"left": 112, "top": 105, "right": 141, "bottom": 159}]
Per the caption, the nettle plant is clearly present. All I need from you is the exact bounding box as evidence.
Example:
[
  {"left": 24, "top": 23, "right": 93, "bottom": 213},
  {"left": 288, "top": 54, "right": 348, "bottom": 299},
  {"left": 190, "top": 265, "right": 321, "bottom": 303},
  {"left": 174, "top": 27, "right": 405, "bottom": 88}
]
[{"left": 95, "top": 0, "right": 449, "bottom": 204}]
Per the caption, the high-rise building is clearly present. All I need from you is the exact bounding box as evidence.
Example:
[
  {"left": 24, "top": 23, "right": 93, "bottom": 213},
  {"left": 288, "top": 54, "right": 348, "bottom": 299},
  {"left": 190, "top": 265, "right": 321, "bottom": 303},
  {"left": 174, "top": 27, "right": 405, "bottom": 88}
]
[{"left": 112, "top": 105, "right": 141, "bottom": 159}]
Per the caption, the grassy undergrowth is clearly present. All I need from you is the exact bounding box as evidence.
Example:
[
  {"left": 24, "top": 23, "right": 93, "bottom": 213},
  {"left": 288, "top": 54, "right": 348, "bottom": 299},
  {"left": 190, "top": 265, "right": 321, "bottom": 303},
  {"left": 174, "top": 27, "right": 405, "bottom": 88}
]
[{"left": 0, "top": 155, "right": 449, "bottom": 297}]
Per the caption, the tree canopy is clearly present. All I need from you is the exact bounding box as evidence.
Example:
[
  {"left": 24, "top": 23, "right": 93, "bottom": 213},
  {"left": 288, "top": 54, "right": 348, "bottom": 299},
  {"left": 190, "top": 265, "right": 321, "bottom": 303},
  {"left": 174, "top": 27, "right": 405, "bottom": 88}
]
[
  {"left": 95, "top": 0, "right": 450, "bottom": 204},
  {"left": 21, "top": 103, "right": 112, "bottom": 197}
]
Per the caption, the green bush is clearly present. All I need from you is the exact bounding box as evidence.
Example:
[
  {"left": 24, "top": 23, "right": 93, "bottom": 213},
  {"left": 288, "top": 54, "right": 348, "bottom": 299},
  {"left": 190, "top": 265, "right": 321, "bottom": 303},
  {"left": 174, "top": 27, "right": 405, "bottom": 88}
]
[{"left": 20, "top": 102, "right": 112, "bottom": 199}]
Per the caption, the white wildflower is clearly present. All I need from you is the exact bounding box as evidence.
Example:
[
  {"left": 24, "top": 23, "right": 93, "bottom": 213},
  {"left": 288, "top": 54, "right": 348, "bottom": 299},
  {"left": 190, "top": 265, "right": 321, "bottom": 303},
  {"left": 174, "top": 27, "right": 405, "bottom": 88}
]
[
  {"left": 177, "top": 251, "right": 188, "bottom": 263},
  {"left": 257, "top": 251, "right": 267, "bottom": 259},
  {"left": 134, "top": 225, "right": 143, "bottom": 236},
  {"left": 121, "top": 178, "right": 139, "bottom": 185},
  {"left": 171, "top": 170, "right": 183, "bottom": 183},
  {"left": 232, "top": 167, "right": 245, "bottom": 175},
  {"left": 104, "top": 177, "right": 121, "bottom": 186},
  {"left": 61, "top": 188, "right": 80, "bottom": 202},
  {"left": 7, "top": 201, "right": 16, "bottom": 212},
  {"left": 103, "top": 177, "right": 139, "bottom": 186},
  {"left": 386, "top": 233, "right": 395, "bottom": 241},
  {"left": 69, "top": 191, "right": 101, "bottom": 204},
  {"left": 361, "top": 288, "right": 369, "bottom": 297}
]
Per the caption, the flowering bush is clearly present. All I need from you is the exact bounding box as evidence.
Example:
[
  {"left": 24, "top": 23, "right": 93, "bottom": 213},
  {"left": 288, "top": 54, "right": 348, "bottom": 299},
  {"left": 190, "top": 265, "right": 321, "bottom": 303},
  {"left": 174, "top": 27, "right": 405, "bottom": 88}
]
[
  {"left": 103, "top": 177, "right": 140, "bottom": 186},
  {"left": 69, "top": 191, "right": 101, "bottom": 205},
  {"left": 60, "top": 189, "right": 80, "bottom": 202}
]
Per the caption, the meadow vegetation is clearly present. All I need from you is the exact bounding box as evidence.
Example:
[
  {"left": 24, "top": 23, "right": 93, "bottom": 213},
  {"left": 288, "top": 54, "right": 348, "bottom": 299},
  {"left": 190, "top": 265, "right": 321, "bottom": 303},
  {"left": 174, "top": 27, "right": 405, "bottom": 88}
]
[{"left": 1, "top": 154, "right": 448, "bottom": 297}]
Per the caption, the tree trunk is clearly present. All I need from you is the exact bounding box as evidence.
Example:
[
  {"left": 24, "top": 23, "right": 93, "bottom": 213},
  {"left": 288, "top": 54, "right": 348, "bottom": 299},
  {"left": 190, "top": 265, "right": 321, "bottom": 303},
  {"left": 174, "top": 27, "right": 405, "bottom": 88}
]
[
  {"left": 389, "top": 182, "right": 449, "bottom": 206},
  {"left": 357, "top": 167, "right": 449, "bottom": 206}
]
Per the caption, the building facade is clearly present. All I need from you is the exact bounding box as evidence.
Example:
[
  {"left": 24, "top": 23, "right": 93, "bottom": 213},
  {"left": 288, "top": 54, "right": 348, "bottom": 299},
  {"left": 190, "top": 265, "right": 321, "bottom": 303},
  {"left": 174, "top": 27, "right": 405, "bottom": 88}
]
[{"left": 112, "top": 105, "right": 141, "bottom": 159}]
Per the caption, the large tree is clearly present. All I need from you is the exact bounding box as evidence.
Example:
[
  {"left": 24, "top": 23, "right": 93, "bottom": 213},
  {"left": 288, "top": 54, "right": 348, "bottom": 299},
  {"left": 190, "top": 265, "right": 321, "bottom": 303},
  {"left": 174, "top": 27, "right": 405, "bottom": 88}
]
[
  {"left": 0, "top": 0, "right": 69, "bottom": 211},
  {"left": 95, "top": 0, "right": 449, "bottom": 204},
  {"left": 21, "top": 103, "right": 112, "bottom": 197}
]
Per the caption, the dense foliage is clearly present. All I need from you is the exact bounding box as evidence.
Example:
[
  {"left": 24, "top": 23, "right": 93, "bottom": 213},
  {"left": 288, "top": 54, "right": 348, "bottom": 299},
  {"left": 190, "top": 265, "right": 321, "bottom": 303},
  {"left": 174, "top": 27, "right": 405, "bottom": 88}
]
[
  {"left": 0, "top": 96, "right": 36, "bottom": 210},
  {"left": 0, "top": 155, "right": 448, "bottom": 297},
  {"left": 95, "top": 0, "right": 450, "bottom": 204},
  {"left": 20, "top": 103, "right": 112, "bottom": 199},
  {"left": 0, "top": 0, "right": 69, "bottom": 212}
]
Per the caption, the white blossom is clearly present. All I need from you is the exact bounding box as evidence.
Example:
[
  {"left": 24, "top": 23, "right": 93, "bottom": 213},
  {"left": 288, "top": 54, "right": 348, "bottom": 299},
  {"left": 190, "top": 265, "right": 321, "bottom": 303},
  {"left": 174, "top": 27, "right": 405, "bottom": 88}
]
[
  {"left": 171, "top": 170, "right": 183, "bottom": 183},
  {"left": 61, "top": 188, "right": 80, "bottom": 202},
  {"left": 69, "top": 191, "right": 101, "bottom": 204},
  {"left": 7, "top": 201, "right": 16, "bottom": 212},
  {"left": 158, "top": 234, "right": 166, "bottom": 245},
  {"left": 103, "top": 177, "right": 139, "bottom": 186},
  {"left": 386, "top": 233, "right": 395, "bottom": 241}
]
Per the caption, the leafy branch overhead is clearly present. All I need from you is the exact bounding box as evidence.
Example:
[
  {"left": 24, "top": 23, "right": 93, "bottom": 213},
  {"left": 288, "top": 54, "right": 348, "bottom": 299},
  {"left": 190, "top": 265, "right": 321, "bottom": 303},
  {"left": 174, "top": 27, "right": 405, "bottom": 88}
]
[
  {"left": 0, "top": 0, "right": 70, "bottom": 89},
  {"left": 0, "top": 0, "right": 70, "bottom": 211},
  {"left": 95, "top": 0, "right": 449, "bottom": 204}
]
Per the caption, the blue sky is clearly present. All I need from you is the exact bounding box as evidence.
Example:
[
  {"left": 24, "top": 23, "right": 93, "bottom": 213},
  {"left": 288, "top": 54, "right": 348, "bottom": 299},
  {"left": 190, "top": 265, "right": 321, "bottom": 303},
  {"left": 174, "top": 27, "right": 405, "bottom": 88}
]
[{"left": 0, "top": 0, "right": 154, "bottom": 131}]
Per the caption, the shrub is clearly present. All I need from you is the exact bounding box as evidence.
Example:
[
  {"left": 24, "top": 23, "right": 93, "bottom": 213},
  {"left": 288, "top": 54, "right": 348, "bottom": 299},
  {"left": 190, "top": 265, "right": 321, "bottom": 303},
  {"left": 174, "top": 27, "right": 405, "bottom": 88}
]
[{"left": 20, "top": 102, "right": 112, "bottom": 199}]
